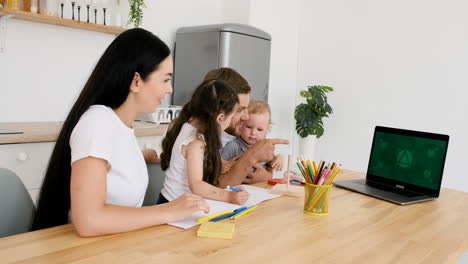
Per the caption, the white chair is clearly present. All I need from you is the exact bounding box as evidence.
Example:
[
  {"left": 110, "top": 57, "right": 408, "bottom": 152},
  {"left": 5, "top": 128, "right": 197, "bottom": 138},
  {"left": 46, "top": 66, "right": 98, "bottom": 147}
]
[{"left": 0, "top": 168, "right": 35, "bottom": 238}]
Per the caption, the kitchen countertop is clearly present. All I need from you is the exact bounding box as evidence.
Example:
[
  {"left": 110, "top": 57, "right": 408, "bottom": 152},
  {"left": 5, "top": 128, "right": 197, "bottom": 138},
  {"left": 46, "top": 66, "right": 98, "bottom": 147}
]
[{"left": 0, "top": 121, "right": 168, "bottom": 144}]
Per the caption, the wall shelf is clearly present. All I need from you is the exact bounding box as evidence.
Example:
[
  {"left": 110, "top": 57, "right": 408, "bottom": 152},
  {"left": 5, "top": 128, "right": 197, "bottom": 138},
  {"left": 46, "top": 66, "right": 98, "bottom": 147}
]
[{"left": 0, "top": 7, "right": 125, "bottom": 35}]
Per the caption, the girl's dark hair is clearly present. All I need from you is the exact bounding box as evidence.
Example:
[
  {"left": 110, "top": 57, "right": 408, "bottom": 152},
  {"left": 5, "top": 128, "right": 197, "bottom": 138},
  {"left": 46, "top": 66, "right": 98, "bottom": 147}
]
[
  {"left": 31, "top": 28, "right": 170, "bottom": 231},
  {"left": 160, "top": 80, "right": 239, "bottom": 185}
]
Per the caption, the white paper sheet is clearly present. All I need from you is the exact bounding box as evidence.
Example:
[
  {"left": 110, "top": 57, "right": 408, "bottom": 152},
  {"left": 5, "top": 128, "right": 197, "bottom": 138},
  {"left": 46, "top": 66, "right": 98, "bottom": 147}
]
[{"left": 167, "top": 185, "right": 281, "bottom": 229}]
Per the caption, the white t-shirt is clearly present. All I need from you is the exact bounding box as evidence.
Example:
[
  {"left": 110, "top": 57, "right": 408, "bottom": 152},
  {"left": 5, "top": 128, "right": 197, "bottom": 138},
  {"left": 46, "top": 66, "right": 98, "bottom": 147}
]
[
  {"left": 70, "top": 105, "right": 148, "bottom": 208},
  {"left": 161, "top": 122, "right": 202, "bottom": 201},
  {"left": 221, "top": 131, "right": 237, "bottom": 148}
]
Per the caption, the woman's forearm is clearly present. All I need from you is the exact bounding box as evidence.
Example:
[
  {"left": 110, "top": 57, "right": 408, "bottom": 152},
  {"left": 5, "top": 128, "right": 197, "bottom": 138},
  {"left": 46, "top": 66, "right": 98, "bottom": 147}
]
[{"left": 73, "top": 203, "right": 174, "bottom": 237}]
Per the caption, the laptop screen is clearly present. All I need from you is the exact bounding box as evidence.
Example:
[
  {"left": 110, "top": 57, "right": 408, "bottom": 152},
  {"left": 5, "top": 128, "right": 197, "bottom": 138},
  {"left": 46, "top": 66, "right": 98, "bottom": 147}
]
[{"left": 367, "top": 126, "right": 449, "bottom": 196}]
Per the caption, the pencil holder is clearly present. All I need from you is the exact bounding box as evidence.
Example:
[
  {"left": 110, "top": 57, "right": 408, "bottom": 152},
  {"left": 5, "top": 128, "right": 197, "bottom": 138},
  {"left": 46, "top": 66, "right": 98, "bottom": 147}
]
[{"left": 303, "top": 183, "right": 331, "bottom": 216}]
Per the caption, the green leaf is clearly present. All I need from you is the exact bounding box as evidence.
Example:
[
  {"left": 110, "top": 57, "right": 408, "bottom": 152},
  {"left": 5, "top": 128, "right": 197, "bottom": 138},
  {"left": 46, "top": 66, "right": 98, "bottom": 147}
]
[
  {"left": 128, "top": 0, "right": 146, "bottom": 28},
  {"left": 295, "top": 85, "right": 334, "bottom": 138},
  {"left": 299, "top": 90, "right": 311, "bottom": 98}
]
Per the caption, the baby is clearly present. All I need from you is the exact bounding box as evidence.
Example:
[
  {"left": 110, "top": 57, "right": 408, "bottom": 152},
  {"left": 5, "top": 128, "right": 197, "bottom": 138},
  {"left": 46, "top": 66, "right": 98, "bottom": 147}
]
[{"left": 221, "top": 100, "right": 284, "bottom": 174}]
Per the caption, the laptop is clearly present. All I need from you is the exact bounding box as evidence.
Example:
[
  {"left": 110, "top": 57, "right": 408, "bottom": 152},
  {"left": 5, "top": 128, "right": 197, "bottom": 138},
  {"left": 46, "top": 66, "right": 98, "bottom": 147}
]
[{"left": 333, "top": 126, "right": 449, "bottom": 205}]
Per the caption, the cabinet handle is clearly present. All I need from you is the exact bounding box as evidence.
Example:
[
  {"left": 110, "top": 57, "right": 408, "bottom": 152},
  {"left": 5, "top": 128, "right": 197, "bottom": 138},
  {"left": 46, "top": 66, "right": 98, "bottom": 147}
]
[{"left": 17, "top": 152, "right": 28, "bottom": 162}]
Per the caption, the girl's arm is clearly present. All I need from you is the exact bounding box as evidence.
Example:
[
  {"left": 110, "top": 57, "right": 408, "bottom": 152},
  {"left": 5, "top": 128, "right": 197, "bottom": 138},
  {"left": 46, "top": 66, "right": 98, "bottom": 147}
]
[
  {"left": 70, "top": 157, "right": 209, "bottom": 237},
  {"left": 185, "top": 139, "right": 249, "bottom": 205}
]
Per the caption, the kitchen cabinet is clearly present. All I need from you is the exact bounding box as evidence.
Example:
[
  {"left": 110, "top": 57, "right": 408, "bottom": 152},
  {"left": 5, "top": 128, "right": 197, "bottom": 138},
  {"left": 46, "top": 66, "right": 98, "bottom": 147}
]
[
  {"left": 0, "top": 122, "right": 167, "bottom": 205},
  {"left": 0, "top": 142, "right": 54, "bottom": 204}
]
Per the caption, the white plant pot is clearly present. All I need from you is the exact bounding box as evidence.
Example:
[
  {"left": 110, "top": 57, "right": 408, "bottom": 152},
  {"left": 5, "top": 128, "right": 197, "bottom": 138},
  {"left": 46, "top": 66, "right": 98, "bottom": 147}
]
[{"left": 298, "top": 136, "right": 316, "bottom": 161}]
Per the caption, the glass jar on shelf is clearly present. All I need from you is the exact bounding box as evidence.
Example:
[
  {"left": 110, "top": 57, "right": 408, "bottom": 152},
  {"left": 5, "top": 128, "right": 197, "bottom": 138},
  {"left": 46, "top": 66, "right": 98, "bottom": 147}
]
[
  {"left": 101, "top": 0, "right": 109, "bottom": 25},
  {"left": 30, "top": 0, "right": 38, "bottom": 13},
  {"left": 40, "top": 0, "right": 57, "bottom": 16},
  {"left": 75, "top": 0, "right": 87, "bottom": 21},
  {"left": 7, "top": 0, "right": 22, "bottom": 10},
  {"left": 63, "top": 0, "right": 72, "bottom": 19},
  {"left": 105, "top": 0, "right": 122, "bottom": 26},
  {"left": 91, "top": 0, "right": 100, "bottom": 24}
]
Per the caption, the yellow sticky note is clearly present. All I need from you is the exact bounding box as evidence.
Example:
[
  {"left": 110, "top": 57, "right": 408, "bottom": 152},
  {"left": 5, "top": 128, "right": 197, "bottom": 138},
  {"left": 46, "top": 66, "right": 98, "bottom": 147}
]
[{"left": 197, "top": 222, "right": 235, "bottom": 240}]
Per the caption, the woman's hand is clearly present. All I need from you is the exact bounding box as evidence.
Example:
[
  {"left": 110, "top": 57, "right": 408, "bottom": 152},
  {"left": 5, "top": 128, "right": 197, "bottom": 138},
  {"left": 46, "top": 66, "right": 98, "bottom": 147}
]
[
  {"left": 164, "top": 193, "right": 209, "bottom": 223},
  {"left": 228, "top": 186, "right": 249, "bottom": 205}
]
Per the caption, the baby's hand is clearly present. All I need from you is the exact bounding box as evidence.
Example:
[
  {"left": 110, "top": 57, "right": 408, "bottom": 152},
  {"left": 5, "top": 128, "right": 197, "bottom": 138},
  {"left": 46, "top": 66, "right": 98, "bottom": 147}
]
[
  {"left": 228, "top": 186, "right": 249, "bottom": 205},
  {"left": 271, "top": 154, "right": 285, "bottom": 171},
  {"left": 221, "top": 157, "right": 237, "bottom": 174}
]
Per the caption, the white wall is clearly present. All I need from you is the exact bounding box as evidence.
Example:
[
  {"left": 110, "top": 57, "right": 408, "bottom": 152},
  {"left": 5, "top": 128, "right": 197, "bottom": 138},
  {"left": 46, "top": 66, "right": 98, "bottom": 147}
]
[
  {"left": 248, "top": 0, "right": 301, "bottom": 157},
  {"left": 140, "top": 0, "right": 223, "bottom": 107},
  {"left": 0, "top": 20, "right": 114, "bottom": 122},
  {"left": 142, "top": 0, "right": 222, "bottom": 55},
  {"left": 296, "top": 0, "right": 468, "bottom": 191},
  {"left": 0, "top": 0, "right": 223, "bottom": 121},
  {"left": 221, "top": 0, "right": 250, "bottom": 24}
]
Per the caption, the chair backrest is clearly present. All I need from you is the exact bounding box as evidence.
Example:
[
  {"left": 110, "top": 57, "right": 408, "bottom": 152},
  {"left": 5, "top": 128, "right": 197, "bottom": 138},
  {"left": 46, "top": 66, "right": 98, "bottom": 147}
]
[
  {"left": 0, "top": 168, "right": 35, "bottom": 238},
  {"left": 143, "top": 163, "right": 166, "bottom": 206}
]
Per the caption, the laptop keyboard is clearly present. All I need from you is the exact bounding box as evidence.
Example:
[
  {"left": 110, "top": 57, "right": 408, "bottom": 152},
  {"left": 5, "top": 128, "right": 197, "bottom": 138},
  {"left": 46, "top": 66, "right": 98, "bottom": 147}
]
[{"left": 359, "top": 180, "right": 421, "bottom": 197}]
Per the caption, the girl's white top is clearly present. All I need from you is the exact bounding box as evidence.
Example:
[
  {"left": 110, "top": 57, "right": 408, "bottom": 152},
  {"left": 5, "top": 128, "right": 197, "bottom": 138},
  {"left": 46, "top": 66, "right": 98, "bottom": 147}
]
[{"left": 161, "top": 122, "right": 203, "bottom": 201}]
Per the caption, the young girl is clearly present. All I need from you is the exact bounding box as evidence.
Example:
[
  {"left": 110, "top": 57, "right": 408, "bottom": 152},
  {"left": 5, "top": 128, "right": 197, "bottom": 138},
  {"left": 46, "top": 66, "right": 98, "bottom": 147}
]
[
  {"left": 159, "top": 80, "right": 250, "bottom": 205},
  {"left": 31, "top": 28, "right": 209, "bottom": 237},
  {"left": 222, "top": 100, "right": 284, "bottom": 175}
]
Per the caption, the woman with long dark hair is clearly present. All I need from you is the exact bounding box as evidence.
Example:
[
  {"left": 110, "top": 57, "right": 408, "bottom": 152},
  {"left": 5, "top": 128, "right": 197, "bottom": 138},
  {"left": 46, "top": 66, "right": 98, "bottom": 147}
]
[
  {"left": 158, "top": 80, "right": 249, "bottom": 205},
  {"left": 31, "top": 28, "right": 209, "bottom": 237}
]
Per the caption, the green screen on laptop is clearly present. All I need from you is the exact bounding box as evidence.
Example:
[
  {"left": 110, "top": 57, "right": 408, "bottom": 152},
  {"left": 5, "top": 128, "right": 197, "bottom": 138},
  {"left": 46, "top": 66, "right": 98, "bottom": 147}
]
[{"left": 368, "top": 131, "right": 448, "bottom": 190}]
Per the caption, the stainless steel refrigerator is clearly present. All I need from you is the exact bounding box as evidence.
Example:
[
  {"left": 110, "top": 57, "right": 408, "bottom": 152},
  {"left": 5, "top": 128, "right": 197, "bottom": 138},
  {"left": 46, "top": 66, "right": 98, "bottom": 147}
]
[{"left": 172, "top": 23, "right": 271, "bottom": 106}]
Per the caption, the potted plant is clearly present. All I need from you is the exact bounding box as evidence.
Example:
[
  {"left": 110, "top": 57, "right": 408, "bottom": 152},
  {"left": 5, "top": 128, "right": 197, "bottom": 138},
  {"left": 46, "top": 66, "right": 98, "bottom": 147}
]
[
  {"left": 128, "top": 0, "right": 145, "bottom": 28},
  {"left": 294, "top": 85, "right": 334, "bottom": 159}
]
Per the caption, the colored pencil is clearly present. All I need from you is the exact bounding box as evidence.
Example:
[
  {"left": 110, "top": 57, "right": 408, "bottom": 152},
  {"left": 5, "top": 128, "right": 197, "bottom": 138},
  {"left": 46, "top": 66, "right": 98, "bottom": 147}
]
[
  {"left": 325, "top": 167, "right": 342, "bottom": 185},
  {"left": 296, "top": 162, "right": 307, "bottom": 181},
  {"left": 307, "top": 163, "right": 314, "bottom": 183},
  {"left": 231, "top": 205, "right": 257, "bottom": 219}
]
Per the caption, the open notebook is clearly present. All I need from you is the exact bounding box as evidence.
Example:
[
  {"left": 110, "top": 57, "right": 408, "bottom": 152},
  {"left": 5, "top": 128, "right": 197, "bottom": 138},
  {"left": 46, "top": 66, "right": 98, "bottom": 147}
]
[{"left": 168, "top": 185, "right": 281, "bottom": 229}]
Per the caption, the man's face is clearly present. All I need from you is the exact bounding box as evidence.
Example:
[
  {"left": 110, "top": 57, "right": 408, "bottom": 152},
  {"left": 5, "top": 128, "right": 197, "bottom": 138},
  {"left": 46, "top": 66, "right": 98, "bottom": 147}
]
[{"left": 225, "top": 93, "right": 250, "bottom": 136}]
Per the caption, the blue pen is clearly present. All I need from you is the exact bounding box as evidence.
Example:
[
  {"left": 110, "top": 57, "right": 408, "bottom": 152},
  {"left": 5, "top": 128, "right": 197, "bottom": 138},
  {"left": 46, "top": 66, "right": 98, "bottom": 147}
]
[
  {"left": 208, "top": 206, "right": 247, "bottom": 222},
  {"left": 209, "top": 206, "right": 247, "bottom": 222},
  {"left": 229, "top": 205, "right": 254, "bottom": 219},
  {"left": 227, "top": 185, "right": 241, "bottom": 192}
]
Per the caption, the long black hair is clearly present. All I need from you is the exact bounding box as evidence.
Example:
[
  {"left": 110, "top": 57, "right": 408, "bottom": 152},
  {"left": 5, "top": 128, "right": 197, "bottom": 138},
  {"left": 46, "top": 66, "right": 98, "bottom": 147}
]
[
  {"left": 31, "top": 28, "right": 171, "bottom": 231},
  {"left": 160, "top": 80, "right": 239, "bottom": 186}
]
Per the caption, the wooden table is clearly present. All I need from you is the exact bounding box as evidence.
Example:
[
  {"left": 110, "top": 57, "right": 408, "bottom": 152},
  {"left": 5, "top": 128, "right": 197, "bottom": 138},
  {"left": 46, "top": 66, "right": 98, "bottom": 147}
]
[{"left": 1, "top": 170, "right": 467, "bottom": 263}]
